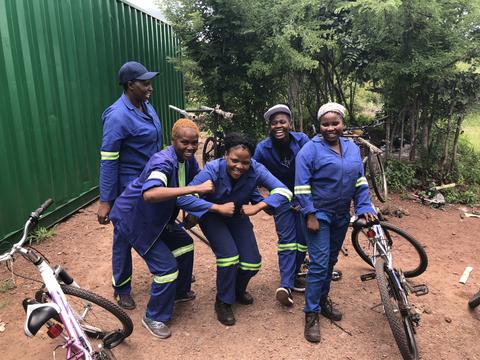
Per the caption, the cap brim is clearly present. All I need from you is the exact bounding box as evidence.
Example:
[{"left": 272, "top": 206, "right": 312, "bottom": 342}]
[
  {"left": 136, "top": 71, "right": 159, "bottom": 81},
  {"left": 264, "top": 108, "right": 291, "bottom": 121}
]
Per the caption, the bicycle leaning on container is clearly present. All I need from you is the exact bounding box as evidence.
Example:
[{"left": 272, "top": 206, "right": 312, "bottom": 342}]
[
  {"left": 352, "top": 215, "right": 428, "bottom": 360},
  {"left": 0, "top": 199, "right": 133, "bottom": 360}
]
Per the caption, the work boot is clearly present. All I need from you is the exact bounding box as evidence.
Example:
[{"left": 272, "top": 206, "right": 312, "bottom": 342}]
[
  {"left": 320, "top": 295, "right": 342, "bottom": 321},
  {"left": 304, "top": 312, "right": 320, "bottom": 343},
  {"left": 275, "top": 287, "right": 294, "bottom": 306},
  {"left": 175, "top": 290, "right": 196, "bottom": 303},
  {"left": 215, "top": 299, "right": 235, "bottom": 326},
  {"left": 142, "top": 314, "right": 171, "bottom": 339},
  {"left": 236, "top": 291, "right": 254, "bottom": 305},
  {"left": 115, "top": 293, "right": 136, "bottom": 310}
]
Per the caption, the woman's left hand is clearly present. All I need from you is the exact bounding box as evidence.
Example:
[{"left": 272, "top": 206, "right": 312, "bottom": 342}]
[{"left": 241, "top": 203, "right": 263, "bottom": 217}]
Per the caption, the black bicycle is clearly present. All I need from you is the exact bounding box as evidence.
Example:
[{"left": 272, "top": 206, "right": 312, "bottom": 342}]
[
  {"left": 469, "top": 290, "right": 480, "bottom": 309},
  {"left": 352, "top": 217, "right": 428, "bottom": 360},
  {"left": 343, "top": 120, "right": 388, "bottom": 203},
  {"left": 169, "top": 104, "right": 233, "bottom": 166}
]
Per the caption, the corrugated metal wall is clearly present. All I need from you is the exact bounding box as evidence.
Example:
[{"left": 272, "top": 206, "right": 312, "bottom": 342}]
[{"left": 0, "top": 0, "right": 184, "bottom": 250}]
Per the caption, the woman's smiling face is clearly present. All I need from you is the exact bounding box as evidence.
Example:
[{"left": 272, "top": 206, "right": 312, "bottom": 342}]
[
  {"left": 319, "top": 112, "right": 344, "bottom": 145},
  {"left": 225, "top": 145, "right": 251, "bottom": 179}
]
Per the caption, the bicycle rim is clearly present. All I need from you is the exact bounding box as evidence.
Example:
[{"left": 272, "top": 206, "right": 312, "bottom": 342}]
[
  {"left": 37, "top": 285, "right": 133, "bottom": 349},
  {"left": 202, "top": 137, "right": 217, "bottom": 166},
  {"left": 375, "top": 259, "right": 419, "bottom": 360},
  {"left": 351, "top": 221, "right": 428, "bottom": 278},
  {"left": 368, "top": 151, "right": 388, "bottom": 203}
]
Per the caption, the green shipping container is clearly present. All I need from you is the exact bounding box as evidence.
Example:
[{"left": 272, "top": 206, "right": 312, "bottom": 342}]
[{"left": 0, "top": 0, "right": 184, "bottom": 251}]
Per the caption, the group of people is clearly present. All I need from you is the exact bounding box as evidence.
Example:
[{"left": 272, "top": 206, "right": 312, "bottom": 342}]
[{"left": 97, "top": 61, "right": 376, "bottom": 343}]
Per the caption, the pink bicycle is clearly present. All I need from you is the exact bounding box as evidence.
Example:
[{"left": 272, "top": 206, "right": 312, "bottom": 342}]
[{"left": 0, "top": 200, "right": 133, "bottom": 359}]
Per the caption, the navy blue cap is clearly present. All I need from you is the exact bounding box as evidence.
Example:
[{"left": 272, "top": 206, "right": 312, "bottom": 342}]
[{"left": 118, "top": 61, "right": 159, "bottom": 85}]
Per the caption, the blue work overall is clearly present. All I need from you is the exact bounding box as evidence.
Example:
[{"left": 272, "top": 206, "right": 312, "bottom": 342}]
[{"left": 99, "top": 93, "right": 162, "bottom": 296}]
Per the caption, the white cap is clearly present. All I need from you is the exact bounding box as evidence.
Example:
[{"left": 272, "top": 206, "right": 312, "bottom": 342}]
[
  {"left": 317, "top": 102, "right": 346, "bottom": 120},
  {"left": 264, "top": 104, "right": 292, "bottom": 122}
]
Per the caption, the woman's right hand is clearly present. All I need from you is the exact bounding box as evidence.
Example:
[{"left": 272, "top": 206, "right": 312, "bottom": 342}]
[
  {"left": 195, "top": 180, "right": 215, "bottom": 194},
  {"left": 211, "top": 202, "right": 235, "bottom": 217},
  {"left": 97, "top": 201, "right": 111, "bottom": 225},
  {"left": 306, "top": 213, "right": 319, "bottom": 233}
]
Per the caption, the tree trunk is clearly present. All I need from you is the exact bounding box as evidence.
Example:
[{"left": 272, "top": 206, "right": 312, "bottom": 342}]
[
  {"left": 450, "top": 114, "right": 464, "bottom": 174},
  {"left": 441, "top": 102, "right": 455, "bottom": 177},
  {"left": 409, "top": 105, "right": 418, "bottom": 162}
]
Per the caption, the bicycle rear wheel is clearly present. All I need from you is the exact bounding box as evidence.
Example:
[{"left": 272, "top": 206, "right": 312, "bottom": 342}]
[
  {"left": 468, "top": 291, "right": 480, "bottom": 309},
  {"left": 37, "top": 285, "right": 133, "bottom": 349},
  {"left": 202, "top": 136, "right": 217, "bottom": 166},
  {"left": 351, "top": 221, "right": 428, "bottom": 278},
  {"left": 375, "top": 259, "right": 419, "bottom": 360},
  {"left": 368, "top": 151, "right": 388, "bottom": 203}
]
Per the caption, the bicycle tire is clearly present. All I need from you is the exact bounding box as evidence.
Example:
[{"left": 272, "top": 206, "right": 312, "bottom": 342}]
[
  {"left": 37, "top": 285, "right": 133, "bottom": 348},
  {"left": 351, "top": 221, "right": 428, "bottom": 278},
  {"left": 468, "top": 291, "right": 480, "bottom": 309},
  {"left": 375, "top": 259, "right": 419, "bottom": 360},
  {"left": 368, "top": 151, "right": 388, "bottom": 203},
  {"left": 202, "top": 136, "right": 217, "bottom": 166}
]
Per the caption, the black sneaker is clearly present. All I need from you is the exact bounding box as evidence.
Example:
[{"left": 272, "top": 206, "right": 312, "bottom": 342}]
[
  {"left": 175, "top": 290, "right": 196, "bottom": 303},
  {"left": 215, "top": 299, "right": 235, "bottom": 326},
  {"left": 236, "top": 291, "right": 254, "bottom": 305},
  {"left": 275, "top": 287, "right": 294, "bottom": 306},
  {"left": 293, "top": 276, "right": 306, "bottom": 293},
  {"left": 304, "top": 312, "right": 320, "bottom": 343},
  {"left": 115, "top": 294, "right": 136, "bottom": 310},
  {"left": 320, "top": 296, "right": 342, "bottom": 321}
]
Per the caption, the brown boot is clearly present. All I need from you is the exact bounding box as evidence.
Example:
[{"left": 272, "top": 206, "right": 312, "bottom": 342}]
[{"left": 304, "top": 312, "right": 320, "bottom": 343}]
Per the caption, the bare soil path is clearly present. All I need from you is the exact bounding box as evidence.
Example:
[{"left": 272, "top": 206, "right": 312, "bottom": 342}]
[{"left": 1, "top": 196, "right": 480, "bottom": 359}]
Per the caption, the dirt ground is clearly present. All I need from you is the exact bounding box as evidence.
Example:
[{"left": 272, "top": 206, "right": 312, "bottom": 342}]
[{"left": 1, "top": 195, "right": 480, "bottom": 360}]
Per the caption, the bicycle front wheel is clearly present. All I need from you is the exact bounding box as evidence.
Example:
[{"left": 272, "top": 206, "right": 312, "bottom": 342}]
[
  {"left": 375, "top": 259, "right": 419, "bottom": 360},
  {"left": 202, "top": 136, "right": 217, "bottom": 166},
  {"left": 351, "top": 222, "right": 428, "bottom": 278},
  {"left": 368, "top": 151, "right": 388, "bottom": 203},
  {"left": 37, "top": 285, "right": 133, "bottom": 349}
]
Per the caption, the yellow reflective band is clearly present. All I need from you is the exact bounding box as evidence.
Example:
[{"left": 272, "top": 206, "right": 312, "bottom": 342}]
[
  {"left": 101, "top": 151, "right": 119, "bottom": 160},
  {"left": 112, "top": 275, "right": 131, "bottom": 287},
  {"left": 297, "top": 244, "right": 308, "bottom": 252},
  {"left": 217, "top": 255, "right": 240, "bottom": 267},
  {"left": 356, "top": 177, "right": 368, "bottom": 187},
  {"left": 270, "top": 188, "right": 293, "bottom": 202},
  {"left": 239, "top": 262, "right": 261, "bottom": 270},
  {"left": 278, "top": 243, "right": 298, "bottom": 251},
  {"left": 147, "top": 170, "right": 168, "bottom": 186},
  {"left": 153, "top": 270, "right": 179, "bottom": 284},
  {"left": 172, "top": 244, "right": 194, "bottom": 258},
  {"left": 185, "top": 193, "right": 199, "bottom": 197},
  {"left": 294, "top": 185, "right": 311, "bottom": 195}
]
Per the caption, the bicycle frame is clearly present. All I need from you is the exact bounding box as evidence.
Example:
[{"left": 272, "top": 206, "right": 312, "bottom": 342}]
[{"left": 0, "top": 203, "right": 97, "bottom": 360}]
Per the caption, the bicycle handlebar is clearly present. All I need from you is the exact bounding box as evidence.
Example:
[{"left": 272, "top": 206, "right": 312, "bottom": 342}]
[{"left": 0, "top": 199, "right": 53, "bottom": 262}]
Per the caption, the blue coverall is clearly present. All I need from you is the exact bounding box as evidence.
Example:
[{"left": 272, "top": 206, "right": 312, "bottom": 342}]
[
  {"left": 253, "top": 132, "right": 310, "bottom": 290},
  {"left": 294, "top": 136, "right": 375, "bottom": 313},
  {"left": 109, "top": 146, "right": 212, "bottom": 322},
  {"left": 177, "top": 158, "right": 292, "bottom": 305},
  {"left": 99, "top": 93, "right": 162, "bottom": 295}
]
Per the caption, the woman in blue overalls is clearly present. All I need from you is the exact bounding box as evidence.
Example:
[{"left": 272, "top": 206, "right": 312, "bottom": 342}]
[
  {"left": 97, "top": 61, "right": 163, "bottom": 310},
  {"left": 294, "top": 103, "right": 377, "bottom": 343},
  {"left": 178, "top": 132, "right": 292, "bottom": 326},
  {"left": 110, "top": 119, "right": 234, "bottom": 338},
  {"left": 253, "top": 104, "right": 309, "bottom": 307}
]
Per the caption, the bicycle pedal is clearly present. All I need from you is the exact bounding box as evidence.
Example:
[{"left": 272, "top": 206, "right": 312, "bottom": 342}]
[
  {"left": 411, "top": 284, "right": 429, "bottom": 296},
  {"left": 360, "top": 273, "right": 376, "bottom": 281}
]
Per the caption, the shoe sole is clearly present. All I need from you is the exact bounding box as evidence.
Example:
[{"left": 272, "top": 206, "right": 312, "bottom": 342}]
[
  {"left": 275, "top": 288, "right": 294, "bottom": 306},
  {"left": 292, "top": 286, "right": 306, "bottom": 293},
  {"left": 141, "top": 319, "right": 171, "bottom": 339},
  {"left": 174, "top": 296, "right": 196, "bottom": 304}
]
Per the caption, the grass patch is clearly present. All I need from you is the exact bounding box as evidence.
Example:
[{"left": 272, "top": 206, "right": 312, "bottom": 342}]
[
  {"left": 27, "top": 226, "right": 56, "bottom": 244},
  {"left": 462, "top": 107, "right": 480, "bottom": 151},
  {"left": 0, "top": 278, "right": 15, "bottom": 293}
]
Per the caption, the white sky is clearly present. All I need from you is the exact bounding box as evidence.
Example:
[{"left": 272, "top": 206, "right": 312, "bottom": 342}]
[{"left": 124, "top": 0, "right": 165, "bottom": 20}]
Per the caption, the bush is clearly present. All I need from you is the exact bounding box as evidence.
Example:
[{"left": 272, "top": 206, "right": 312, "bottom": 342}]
[
  {"left": 384, "top": 159, "right": 418, "bottom": 191},
  {"left": 443, "top": 187, "right": 478, "bottom": 205}
]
